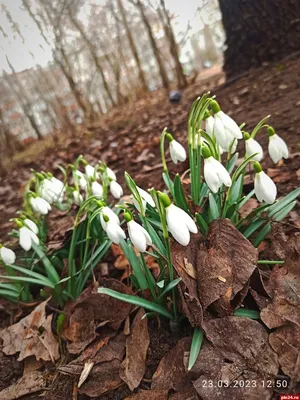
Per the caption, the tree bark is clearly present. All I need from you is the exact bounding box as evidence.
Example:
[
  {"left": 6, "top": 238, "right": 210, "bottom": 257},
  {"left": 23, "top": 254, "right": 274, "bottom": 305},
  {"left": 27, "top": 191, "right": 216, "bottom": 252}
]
[
  {"left": 158, "top": 0, "right": 187, "bottom": 88},
  {"left": 218, "top": 0, "right": 300, "bottom": 78},
  {"left": 117, "top": 0, "right": 148, "bottom": 92},
  {"left": 135, "top": 0, "right": 169, "bottom": 89},
  {"left": 68, "top": 9, "right": 117, "bottom": 107}
]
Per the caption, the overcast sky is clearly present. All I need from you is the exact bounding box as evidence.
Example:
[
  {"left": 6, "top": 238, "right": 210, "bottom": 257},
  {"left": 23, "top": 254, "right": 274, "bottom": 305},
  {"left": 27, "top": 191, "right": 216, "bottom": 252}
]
[{"left": 0, "top": 0, "right": 203, "bottom": 73}]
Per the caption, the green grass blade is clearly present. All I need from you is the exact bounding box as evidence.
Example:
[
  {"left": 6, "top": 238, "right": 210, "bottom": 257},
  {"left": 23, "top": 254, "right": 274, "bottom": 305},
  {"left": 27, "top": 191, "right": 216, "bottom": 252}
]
[
  {"left": 5, "top": 264, "right": 54, "bottom": 287},
  {"left": 208, "top": 193, "right": 219, "bottom": 221},
  {"left": 268, "top": 188, "right": 300, "bottom": 217},
  {"left": 31, "top": 243, "right": 60, "bottom": 284},
  {"left": 98, "top": 287, "right": 174, "bottom": 319},
  {"left": 253, "top": 223, "right": 272, "bottom": 247},
  {"left": 195, "top": 213, "right": 208, "bottom": 235},
  {"left": 174, "top": 174, "right": 190, "bottom": 213},
  {"left": 159, "top": 278, "right": 182, "bottom": 299},
  {"left": 188, "top": 327, "right": 204, "bottom": 370},
  {"left": 234, "top": 308, "right": 260, "bottom": 319},
  {"left": 0, "top": 275, "right": 55, "bottom": 288}
]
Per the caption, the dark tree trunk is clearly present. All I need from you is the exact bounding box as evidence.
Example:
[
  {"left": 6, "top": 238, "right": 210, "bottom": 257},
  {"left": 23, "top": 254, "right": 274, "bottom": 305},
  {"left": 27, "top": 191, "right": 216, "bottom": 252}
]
[
  {"left": 136, "top": 0, "right": 169, "bottom": 89},
  {"left": 218, "top": 0, "right": 300, "bottom": 78}
]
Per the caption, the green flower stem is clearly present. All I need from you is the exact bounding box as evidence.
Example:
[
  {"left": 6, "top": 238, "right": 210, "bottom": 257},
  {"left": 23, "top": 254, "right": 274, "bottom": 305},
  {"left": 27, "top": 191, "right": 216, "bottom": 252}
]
[
  {"left": 160, "top": 128, "right": 173, "bottom": 195},
  {"left": 165, "top": 236, "right": 177, "bottom": 319},
  {"left": 257, "top": 260, "right": 284, "bottom": 265}
]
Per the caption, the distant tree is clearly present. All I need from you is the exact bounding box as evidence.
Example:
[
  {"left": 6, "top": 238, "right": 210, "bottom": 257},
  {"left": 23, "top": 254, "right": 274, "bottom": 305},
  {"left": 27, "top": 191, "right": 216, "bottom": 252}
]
[{"left": 218, "top": 0, "right": 300, "bottom": 77}]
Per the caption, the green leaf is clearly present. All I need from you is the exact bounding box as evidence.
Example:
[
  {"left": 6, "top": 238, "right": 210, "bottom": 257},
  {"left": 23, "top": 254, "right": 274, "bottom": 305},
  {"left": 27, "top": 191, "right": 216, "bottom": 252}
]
[
  {"left": 268, "top": 188, "right": 300, "bottom": 217},
  {"left": 208, "top": 193, "right": 219, "bottom": 221},
  {"left": 188, "top": 327, "right": 204, "bottom": 370},
  {"left": 234, "top": 308, "right": 260, "bottom": 319},
  {"left": 159, "top": 278, "right": 182, "bottom": 299},
  {"left": 98, "top": 287, "right": 174, "bottom": 319},
  {"left": 237, "top": 189, "right": 255, "bottom": 209},
  {"left": 0, "top": 275, "right": 55, "bottom": 287},
  {"left": 5, "top": 264, "right": 54, "bottom": 287},
  {"left": 0, "top": 282, "right": 21, "bottom": 293},
  {"left": 120, "top": 240, "right": 148, "bottom": 291},
  {"left": 253, "top": 223, "right": 272, "bottom": 247},
  {"left": 31, "top": 243, "right": 60, "bottom": 284},
  {"left": 0, "top": 289, "right": 19, "bottom": 300},
  {"left": 226, "top": 152, "right": 239, "bottom": 174},
  {"left": 273, "top": 200, "right": 297, "bottom": 221},
  {"left": 141, "top": 216, "right": 166, "bottom": 256},
  {"left": 228, "top": 175, "right": 243, "bottom": 205},
  {"left": 250, "top": 115, "right": 270, "bottom": 138},
  {"left": 243, "top": 219, "right": 265, "bottom": 238},
  {"left": 195, "top": 213, "right": 208, "bottom": 235},
  {"left": 162, "top": 172, "right": 174, "bottom": 194},
  {"left": 173, "top": 174, "right": 190, "bottom": 213}
]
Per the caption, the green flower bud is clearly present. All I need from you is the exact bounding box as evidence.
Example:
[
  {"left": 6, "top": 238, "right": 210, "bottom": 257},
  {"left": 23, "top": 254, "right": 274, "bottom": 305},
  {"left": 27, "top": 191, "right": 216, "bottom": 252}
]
[
  {"left": 243, "top": 131, "right": 251, "bottom": 141},
  {"left": 158, "top": 192, "right": 172, "bottom": 208},
  {"left": 165, "top": 133, "right": 174, "bottom": 143},
  {"left": 253, "top": 161, "right": 263, "bottom": 173},
  {"left": 124, "top": 211, "right": 132, "bottom": 223},
  {"left": 210, "top": 100, "right": 221, "bottom": 114},
  {"left": 201, "top": 146, "right": 211, "bottom": 159},
  {"left": 267, "top": 126, "right": 276, "bottom": 137}
]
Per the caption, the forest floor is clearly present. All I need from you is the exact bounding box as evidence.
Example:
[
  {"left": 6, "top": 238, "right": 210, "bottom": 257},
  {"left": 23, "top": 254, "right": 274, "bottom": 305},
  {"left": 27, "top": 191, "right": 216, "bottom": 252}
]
[{"left": 0, "top": 58, "right": 300, "bottom": 400}]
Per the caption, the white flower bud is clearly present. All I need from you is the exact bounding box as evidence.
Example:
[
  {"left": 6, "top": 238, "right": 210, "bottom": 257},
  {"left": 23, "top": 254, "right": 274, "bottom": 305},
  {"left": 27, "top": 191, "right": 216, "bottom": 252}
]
[
  {"left": 169, "top": 139, "right": 186, "bottom": 164},
  {"left": 165, "top": 204, "right": 197, "bottom": 246},
  {"left": 110, "top": 181, "right": 123, "bottom": 199},
  {"left": 127, "top": 220, "right": 152, "bottom": 252},
  {"left": 0, "top": 246, "right": 16, "bottom": 264}
]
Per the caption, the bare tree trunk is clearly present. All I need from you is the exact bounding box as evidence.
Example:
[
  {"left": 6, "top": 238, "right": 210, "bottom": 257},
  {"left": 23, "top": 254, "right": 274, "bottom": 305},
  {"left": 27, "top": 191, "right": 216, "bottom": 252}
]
[
  {"left": 158, "top": 0, "right": 187, "bottom": 88},
  {"left": 67, "top": 10, "right": 116, "bottom": 107},
  {"left": 218, "top": 0, "right": 300, "bottom": 78},
  {"left": 135, "top": 0, "right": 169, "bottom": 89},
  {"left": 4, "top": 61, "right": 43, "bottom": 140},
  {"left": 116, "top": 0, "right": 148, "bottom": 92}
]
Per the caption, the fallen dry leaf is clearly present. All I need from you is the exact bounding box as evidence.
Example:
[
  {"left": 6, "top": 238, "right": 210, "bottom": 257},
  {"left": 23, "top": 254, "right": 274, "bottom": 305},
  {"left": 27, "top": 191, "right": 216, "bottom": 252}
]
[
  {"left": 172, "top": 236, "right": 203, "bottom": 326},
  {"left": 64, "top": 307, "right": 97, "bottom": 354},
  {"left": 260, "top": 259, "right": 300, "bottom": 328},
  {"left": 0, "top": 299, "right": 59, "bottom": 362},
  {"left": 269, "top": 324, "right": 300, "bottom": 381},
  {"left": 151, "top": 337, "right": 192, "bottom": 391},
  {"left": 0, "top": 371, "right": 45, "bottom": 400},
  {"left": 120, "top": 308, "right": 150, "bottom": 391},
  {"left": 202, "top": 316, "right": 279, "bottom": 378},
  {"left": 197, "top": 219, "right": 258, "bottom": 314},
  {"left": 125, "top": 389, "right": 168, "bottom": 399}
]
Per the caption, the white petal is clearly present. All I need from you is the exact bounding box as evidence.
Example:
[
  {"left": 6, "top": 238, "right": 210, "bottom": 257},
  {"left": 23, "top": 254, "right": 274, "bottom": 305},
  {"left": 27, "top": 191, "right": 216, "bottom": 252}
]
[
  {"left": 204, "top": 158, "right": 222, "bottom": 193},
  {"left": 107, "top": 167, "right": 117, "bottom": 181},
  {"left": 171, "top": 205, "right": 198, "bottom": 234},
  {"left": 19, "top": 227, "right": 32, "bottom": 251},
  {"left": 24, "top": 218, "right": 38, "bottom": 234},
  {"left": 106, "top": 222, "right": 126, "bottom": 244},
  {"left": 255, "top": 172, "right": 277, "bottom": 204},
  {"left": 214, "top": 114, "right": 230, "bottom": 150},
  {"left": 85, "top": 165, "right": 95, "bottom": 178},
  {"left": 170, "top": 140, "right": 186, "bottom": 164},
  {"left": 73, "top": 191, "right": 83, "bottom": 205},
  {"left": 268, "top": 134, "right": 288, "bottom": 163},
  {"left": 0, "top": 247, "right": 16, "bottom": 264},
  {"left": 137, "top": 187, "right": 155, "bottom": 207},
  {"left": 110, "top": 181, "right": 123, "bottom": 199},
  {"left": 246, "top": 138, "right": 263, "bottom": 161},
  {"left": 206, "top": 116, "right": 214, "bottom": 137},
  {"left": 219, "top": 111, "right": 242, "bottom": 139},
  {"left": 212, "top": 158, "right": 232, "bottom": 187},
  {"left": 128, "top": 221, "right": 147, "bottom": 252},
  {"left": 92, "top": 181, "right": 103, "bottom": 199},
  {"left": 100, "top": 207, "right": 120, "bottom": 230},
  {"left": 166, "top": 205, "right": 191, "bottom": 246}
]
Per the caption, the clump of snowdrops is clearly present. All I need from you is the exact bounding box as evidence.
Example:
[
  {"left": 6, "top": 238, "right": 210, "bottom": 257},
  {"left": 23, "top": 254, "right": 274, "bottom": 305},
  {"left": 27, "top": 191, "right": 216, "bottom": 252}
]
[{"left": 0, "top": 93, "right": 298, "bottom": 324}]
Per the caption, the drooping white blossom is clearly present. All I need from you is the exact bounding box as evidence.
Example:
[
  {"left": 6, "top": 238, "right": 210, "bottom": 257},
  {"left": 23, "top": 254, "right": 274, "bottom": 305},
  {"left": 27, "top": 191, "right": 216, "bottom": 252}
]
[
  {"left": 19, "top": 226, "right": 39, "bottom": 251},
  {"left": 204, "top": 156, "right": 232, "bottom": 193},
  {"left": 127, "top": 220, "right": 152, "bottom": 252},
  {"left": 165, "top": 204, "right": 197, "bottom": 246},
  {"left": 0, "top": 246, "right": 16, "bottom": 264},
  {"left": 110, "top": 181, "right": 123, "bottom": 199},
  {"left": 30, "top": 197, "right": 51, "bottom": 215},
  {"left": 268, "top": 133, "right": 288, "bottom": 164},
  {"left": 169, "top": 139, "right": 186, "bottom": 164}
]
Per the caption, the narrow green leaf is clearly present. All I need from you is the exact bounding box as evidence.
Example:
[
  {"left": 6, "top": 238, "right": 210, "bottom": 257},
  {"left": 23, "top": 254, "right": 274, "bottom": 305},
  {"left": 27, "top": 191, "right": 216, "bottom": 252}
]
[
  {"left": 98, "top": 287, "right": 174, "bottom": 319},
  {"left": 234, "top": 308, "right": 260, "bottom": 319},
  {"left": 120, "top": 240, "right": 148, "bottom": 291},
  {"left": 0, "top": 282, "right": 21, "bottom": 292},
  {"left": 5, "top": 264, "right": 54, "bottom": 287},
  {"left": 273, "top": 200, "right": 297, "bottom": 221},
  {"left": 188, "top": 328, "right": 204, "bottom": 370},
  {"left": 228, "top": 175, "right": 243, "bottom": 205},
  {"left": 173, "top": 174, "right": 190, "bottom": 213},
  {"left": 253, "top": 223, "right": 272, "bottom": 247},
  {"left": 0, "top": 289, "right": 19, "bottom": 298},
  {"left": 195, "top": 213, "right": 208, "bottom": 235},
  {"left": 237, "top": 189, "right": 255, "bottom": 209},
  {"left": 243, "top": 219, "right": 265, "bottom": 238},
  {"left": 208, "top": 193, "right": 219, "bottom": 221},
  {"left": 226, "top": 152, "right": 239, "bottom": 174},
  {"left": 159, "top": 278, "right": 182, "bottom": 299},
  {"left": 0, "top": 275, "right": 55, "bottom": 288},
  {"left": 268, "top": 188, "right": 300, "bottom": 217},
  {"left": 162, "top": 172, "right": 174, "bottom": 194},
  {"left": 32, "top": 243, "right": 60, "bottom": 284}
]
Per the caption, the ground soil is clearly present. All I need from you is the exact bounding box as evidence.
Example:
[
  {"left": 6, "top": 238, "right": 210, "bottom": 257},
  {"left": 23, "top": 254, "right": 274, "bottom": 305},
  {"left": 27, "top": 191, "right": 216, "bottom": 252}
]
[{"left": 0, "top": 58, "right": 299, "bottom": 399}]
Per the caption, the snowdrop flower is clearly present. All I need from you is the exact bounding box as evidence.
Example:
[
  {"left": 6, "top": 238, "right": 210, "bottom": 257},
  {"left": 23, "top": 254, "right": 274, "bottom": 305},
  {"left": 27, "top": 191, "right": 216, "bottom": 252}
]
[
  {"left": 125, "top": 213, "right": 152, "bottom": 252},
  {"left": 205, "top": 115, "right": 214, "bottom": 137},
  {"left": 133, "top": 186, "right": 155, "bottom": 213},
  {"left": 267, "top": 126, "right": 288, "bottom": 164},
  {"left": 110, "top": 181, "right": 123, "bottom": 199},
  {"left": 30, "top": 196, "right": 51, "bottom": 215},
  {"left": 106, "top": 167, "right": 116, "bottom": 181},
  {"left": 40, "top": 177, "right": 64, "bottom": 204},
  {"left": 91, "top": 181, "right": 103, "bottom": 199},
  {"left": 166, "top": 133, "right": 186, "bottom": 164},
  {"left": 244, "top": 133, "right": 263, "bottom": 161},
  {"left": 85, "top": 164, "right": 96, "bottom": 178},
  {"left": 254, "top": 162, "right": 277, "bottom": 204},
  {"left": 73, "top": 190, "right": 83, "bottom": 205},
  {"left": 102, "top": 215, "right": 125, "bottom": 244},
  {"left": 0, "top": 246, "right": 16, "bottom": 264},
  {"left": 100, "top": 206, "right": 120, "bottom": 230},
  {"left": 210, "top": 100, "right": 242, "bottom": 151},
  {"left": 75, "top": 170, "right": 88, "bottom": 191},
  {"left": 24, "top": 218, "right": 38, "bottom": 234},
  {"left": 159, "top": 193, "right": 197, "bottom": 246},
  {"left": 19, "top": 226, "right": 39, "bottom": 251},
  {"left": 202, "top": 146, "right": 232, "bottom": 193}
]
